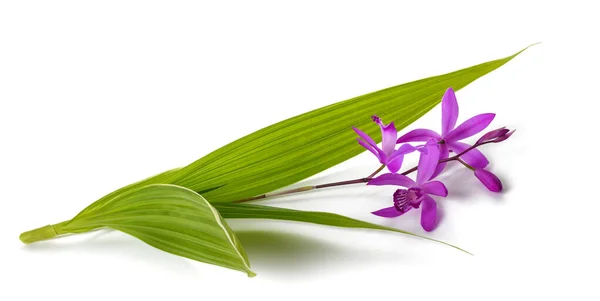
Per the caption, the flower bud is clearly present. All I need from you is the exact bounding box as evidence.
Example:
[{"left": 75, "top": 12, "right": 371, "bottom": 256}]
[
  {"left": 476, "top": 127, "right": 515, "bottom": 144},
  {"left": 474, "top": 169, "right": 503, "bottom": 192}
]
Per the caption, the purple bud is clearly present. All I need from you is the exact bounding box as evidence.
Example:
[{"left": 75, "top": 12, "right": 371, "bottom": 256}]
[
  {"left": 493, "top": 129, "right": 515, "bottom": 143},
  {"left": 476, "top": 127, "right": 514, "bottom": 144},
  {"left": 474, "top": 169, "right": 503, "bottom": 192}
]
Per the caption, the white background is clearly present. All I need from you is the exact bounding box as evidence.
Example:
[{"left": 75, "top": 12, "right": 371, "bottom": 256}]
[{"left": 1, "top": 1, "right": 598, "bottom": 300}]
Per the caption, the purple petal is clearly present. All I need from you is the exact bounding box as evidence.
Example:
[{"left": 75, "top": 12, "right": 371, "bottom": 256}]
[
  {"left": 372, "top": 116, "right": 397, "bottom": 157},
  {"left": 416, "top": 142, "right": 440, "bottom": 185},
  {"left": 396, "top": 129, "right": 441, "bottom": 143},
  {"left": 368, "top": 173, "right": 416, "bottom": 187},
  {"left": 357, "top": 138, "right": 378, "bottom": 157},
  {"left": 352, "top": 126, "right": 378, "bottom": 147},
  {"left": 371, "top": 206, "right": 403, "bottom": 218},
  {"left": 358, "top": 138, "right": 386, "bottom": 164},
  {"left": 386, "top": 156, "right": 403, "bottom": 173},
  {"left": 354, "top": 125, "right": 387, "bottom": 163},
  {"left": 430, "top": 144, "right": 449, "bottom": 179},
  {"left": 382, "top": 123, "right": 398, "bottom": 157},
  {"left": 420, "top": 195, "right": 438, "bottom": 232},
  {"left": 388, "top": 143, "right": 418, "bottom": 164},
  {"left": 476, "top": 127, "right": 508, "bottom": 144},
  {"left": 441, "top": 88, "right": 459, "bottom": 136},
  {"left": 448, "top": 141, "right": 489, "bottom": 169},
  {"left": 474, "top": 169, "right": 503, "bottom": 192},
  {"left": 444, "top": 113, "right": 496, "bottom": 142},
  {"left": 420, "top": 181, "right": 448, "bottom": 197}
]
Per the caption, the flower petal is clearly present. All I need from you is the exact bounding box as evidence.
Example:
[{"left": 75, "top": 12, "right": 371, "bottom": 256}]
[
  {"left": 420, "top": 195, "right": 438, "bottom": 232},
  {"left": 420, "top": 181, "right": 448, "bottom": 197},
  {"left": 396, "top": 129, "right": 441, "bottom": 143},
  {"left": 354, "top": 125, "right": 387, "bottom": 163},
  {"left": 388, "top": 143, "right": 418, "bottom": 164},
  {"left": 358, "top": 138, "right": 386, "bottom": 164},
  {"left": 444, "top": 113, "right": 495, "bottom": 142},
  {"left": 357, "top": 138, "right": 378, "bottom": 156},
  {"left": 371, "top": 206, "right": 403, "bottom": 218},
  {"left": 386, "top": 156, "right": 403, "bottom": 173},
  {"left": 372, "top": 116, "right": 397, "bottom": 157},
  {"left": 441, "top": 87, "right": 459, "bottom": 136},
  {"left": 368, "top": 173, "right": 416, "bottom": 187},
  {"left": 430, "top": 143, "right": 449, "bottom": 179},
  {"left": 448, "top": 141, "right": 489, "bottom": 169},
  {"left": 416, "top": 142, "right": 440, "bottom": 185},
  {"left": 352, "top": 126, "right": 378, "bottom": 147},
  {"left": 382, "top": 122, "right": 398, "bottom": 157},
  {"left": 474, "top": 169, "right": 503, "bottom": 192},
  {"left": 387, "top": 143, "right": 420, "bottom": 173}
]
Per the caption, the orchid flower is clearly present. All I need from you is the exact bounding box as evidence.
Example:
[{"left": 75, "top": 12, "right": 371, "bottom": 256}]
[
  {"left": 353, "top": 115, "right": 418, "bottom": 173},
  {"left": 368, "top": 142, "right": 447, "bottom": 232},
  {"left": 397, "top": 87, "right": 495, "bottom": 177}
]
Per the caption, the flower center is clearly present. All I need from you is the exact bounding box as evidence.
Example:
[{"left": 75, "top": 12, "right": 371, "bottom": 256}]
[{"left": 393, "top": 188, "right": 423, "bottom": 213}]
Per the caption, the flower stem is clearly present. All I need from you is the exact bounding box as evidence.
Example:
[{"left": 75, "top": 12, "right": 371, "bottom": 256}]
[
  {"left": 457, "top": 158, "right": 475, "bottom": 171},
  {"left": 367, "top": 164, "right": 386, "bottom": 178},
  {"left": 233, "top": 141, "right": 491, "bottom": 203},
  {"left": 234, "top": 165, "right": 384, "bottom": 203}
]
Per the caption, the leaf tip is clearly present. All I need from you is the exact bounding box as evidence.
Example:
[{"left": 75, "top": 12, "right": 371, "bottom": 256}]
[{"left": 510, "top": 42, "right": 541, "bottom": 59}]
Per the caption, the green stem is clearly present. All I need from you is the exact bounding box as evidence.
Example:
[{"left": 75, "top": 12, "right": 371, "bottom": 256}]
[
  {"left": 367, "top": 164, "right": 386, "bottom": 178},
  {"left": 457, "top": 158, "right": 475, "bottom": 171},
  {"left": 20, "top": 220, "right": 70, "bottom": 244}
]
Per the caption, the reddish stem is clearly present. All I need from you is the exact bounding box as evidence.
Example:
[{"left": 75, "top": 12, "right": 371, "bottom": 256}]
[{"left": 233, "top": 141, "right": 492, "bottom": 203}]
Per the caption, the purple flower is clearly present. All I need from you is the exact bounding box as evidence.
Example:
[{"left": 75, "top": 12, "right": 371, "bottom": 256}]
[
  {"left": 474, "top": 169, "right": 503, "bottom": 192},
  {"left": 368, "top": 142, "right": 448, "bottom": 232},
  {"left": 353, "top": 115, "right": 418, "bottom": 173},
  {"left": 397, "top": 87, "right": 495, "bottom": 177}
]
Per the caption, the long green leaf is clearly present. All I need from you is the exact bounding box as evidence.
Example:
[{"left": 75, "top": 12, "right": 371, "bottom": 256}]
[
  {"left": 215, "top": 203, "right": 470, "bottom": 254},
  {"left": 62, "top": 184, "right": 255, "bottom": 276},
  {"left": 168, "top": 47, "right": 530, "bottom": 203}
]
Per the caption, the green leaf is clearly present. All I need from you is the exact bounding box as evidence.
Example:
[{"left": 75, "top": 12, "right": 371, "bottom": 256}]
[
  {"left": 168, "top": 47, "right": 531, "bottom": 203},
  {"left": 63, "top": 184, "right": 255, "bottom": 276},
  {"left": 73, "top": 167, "right": 183, "bottom": 220},
  {"left": 215, "top": 203, "right": 471, "bottom": 254}
]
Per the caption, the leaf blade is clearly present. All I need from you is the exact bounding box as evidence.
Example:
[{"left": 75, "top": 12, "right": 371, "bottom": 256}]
[
  {"left": 64, "top": 184, "right": 255, "bottom": 276},
  {"left": 169, "top": 47, "right": 530, "bottom": 202},
  {"left": 214, "top": 203, "right": 470, "bottom": 254}
]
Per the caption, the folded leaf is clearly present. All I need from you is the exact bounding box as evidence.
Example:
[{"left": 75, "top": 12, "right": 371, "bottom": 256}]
[
  {"left": 168, "top": 47, "right": 530, "bottom": 202},
  {"left": 215, "top": 203, "right": 470, "bottom": 254},
  {"left": 61, "top": 184, "right": 255, "bottom": 276},
  {"left": 74, "top": 168, "right": 183, "bottom": 220}
]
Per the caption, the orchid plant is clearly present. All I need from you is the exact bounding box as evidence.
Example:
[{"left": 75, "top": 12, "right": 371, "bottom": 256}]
[
  {"left": 236, "top": 88, "right": 513, "bottom": 232},
  {"left": 20, "top": 46, "right": 528, "bottom": 277},
  {"left": 354, "top": 88, "right": 513, "bottom": 231}
]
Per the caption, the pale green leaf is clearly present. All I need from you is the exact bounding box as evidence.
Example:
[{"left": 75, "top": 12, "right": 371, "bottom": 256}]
[
  {"left": 215, "top": 203, "right": 471, "bottom": 254},
  {"left": 74, "top": 168, "right": 183, "bottom": 220},
  {"left": 63, "top": 184, "right": 255, "bottom": 276},
  {"left": 167, "top": 47, "right": 531, "bottom": 203}
]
